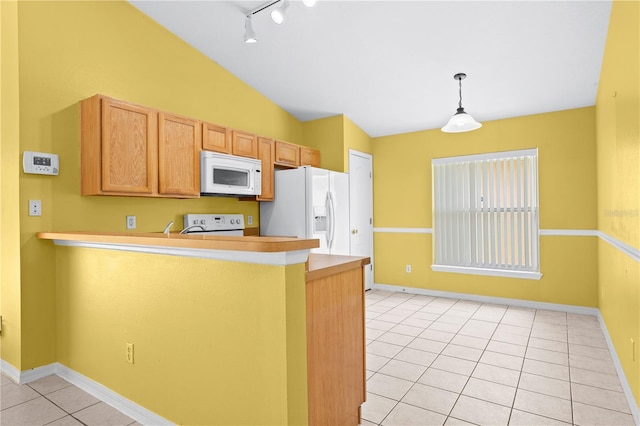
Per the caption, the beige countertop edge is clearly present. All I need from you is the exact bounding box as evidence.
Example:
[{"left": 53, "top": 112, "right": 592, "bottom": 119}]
[
  {"left": 306, "top": 254, "right": 371, "bottom": 282},
  {"left": 37, "top": 231, "right": 319, "bottom": 266},
  {"left": 36, "top": 232, "right": 370, "bottom": 272}
]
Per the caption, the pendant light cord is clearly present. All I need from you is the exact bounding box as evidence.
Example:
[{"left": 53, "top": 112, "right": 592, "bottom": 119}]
[{"left": 458, "top": 77, "right": 463, "bottom": 109}]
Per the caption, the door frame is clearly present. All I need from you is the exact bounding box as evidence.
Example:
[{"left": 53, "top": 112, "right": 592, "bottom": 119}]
[{"left": 348, "top": 149, "right": 374, "bottom": 290}]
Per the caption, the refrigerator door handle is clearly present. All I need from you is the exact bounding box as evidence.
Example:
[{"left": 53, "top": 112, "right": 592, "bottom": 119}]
[
  {"left": 328, "top": 192, "right": 336, "bottom": 250},
  {"left": 325, "top": 191, "right": 332, "bottom": 248}
]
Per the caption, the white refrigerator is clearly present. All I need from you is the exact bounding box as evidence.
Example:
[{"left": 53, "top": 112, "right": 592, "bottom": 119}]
[{"left": 260, "top": 166, "right": 350, "bottom": 255}]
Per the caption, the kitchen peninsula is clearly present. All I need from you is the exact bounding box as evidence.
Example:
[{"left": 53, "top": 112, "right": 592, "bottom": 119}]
[{"left": 37, "top": 231, "right": 369, "bottom": 425}]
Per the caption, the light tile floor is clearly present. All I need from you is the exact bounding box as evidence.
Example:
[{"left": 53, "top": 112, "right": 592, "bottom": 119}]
[
  {"left": 0, "top": 374, "right": 138, "bottom": 426},
  {"left": 361, "top": 290, "right": 636, "bottom": 426},
  {"left": 1, "top": 290, "right": 636, "bottom": 426}
]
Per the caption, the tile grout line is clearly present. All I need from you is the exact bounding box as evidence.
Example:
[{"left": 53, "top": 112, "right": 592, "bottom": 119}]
[
  {"left": 364, "top": 292, "right": 627, "bottom": 426},
  {"left": 28, "top": 380, "right": 98, "bottom": 426},
  {"left": 567, "top": 311, "right": 576, "bottom": 426},
  {"left": 364, "top": 291, "right": 635, "bottom": 426},
  {"left": 440, "top": 300, "right": 485, "bottom": 425}
]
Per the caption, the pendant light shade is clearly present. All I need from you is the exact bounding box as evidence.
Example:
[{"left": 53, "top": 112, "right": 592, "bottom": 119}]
[{"left": 441, "top": 73, "right": 482, "bottom": 133}]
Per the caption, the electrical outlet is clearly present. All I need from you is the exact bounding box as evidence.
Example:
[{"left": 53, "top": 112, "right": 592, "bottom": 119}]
[
  {"left": 126, "top": 342, "right": 134, "bottom": 364},
  {"left": 28, "top": 200, "right": 42, "bottom": 216},
  {"left": 247, "top": 215, "right": 253, "bottom": 226},
  {"left": 406, "top": 264, "right": 412, "bottom": 273},
  {"left": 126, "top": 215, "right": 136, "bottom": 230}
]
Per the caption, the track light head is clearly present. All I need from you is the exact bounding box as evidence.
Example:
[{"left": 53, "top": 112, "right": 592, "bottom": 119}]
[
  {"left": 270, "top": 0, "right": 289, "bottom": 24},
  {"left": 244, "top": 15, "right": 257, "bottom": 43}
]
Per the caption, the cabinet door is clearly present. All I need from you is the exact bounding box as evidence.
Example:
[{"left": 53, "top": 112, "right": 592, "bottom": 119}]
[
  {"left": 306, "top": 267, "right": 365, "bottom": 425},
  {"left": 257, "top": 137, "right": 275, "bottom": 201},
  {"left": 231, "top": 130, "right": 258, "bottom": 158},
  {"left": 300, "top": 147, "right": 320, "bottom": 167},
  {"left": 274, "top": 140, "right": 300, "bottom": 167},
  {"left": 158, "top": 113, "right": 201, "bottom": 197},
  {"left": 202, "top": 122, "right": 231, "bottom": 153},
  {"left": 101, "top": 98, "right": 157, "bottom": 194}
]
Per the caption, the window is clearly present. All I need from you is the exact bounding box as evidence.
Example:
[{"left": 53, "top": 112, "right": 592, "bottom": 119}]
[{"left": 432, "top": 149, "right": 541, "bottom": 280}]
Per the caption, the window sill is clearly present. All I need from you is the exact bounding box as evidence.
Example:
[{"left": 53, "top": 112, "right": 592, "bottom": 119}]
[{"left": 431, "top": 265, "right": 542, "bottom": 280}]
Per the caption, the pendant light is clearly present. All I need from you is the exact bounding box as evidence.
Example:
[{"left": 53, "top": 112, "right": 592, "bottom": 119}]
[{"left": 441, "top": 73, "right": 482, "bottom": 133}]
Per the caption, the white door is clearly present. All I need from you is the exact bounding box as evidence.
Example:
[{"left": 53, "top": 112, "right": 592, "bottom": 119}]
[{"left": 349, "top": 150, "right": 374, "bottom": 290}]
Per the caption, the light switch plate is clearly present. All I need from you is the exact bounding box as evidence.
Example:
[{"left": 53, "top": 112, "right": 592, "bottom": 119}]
[{"left": 29, "top": 200, "right": 42, "bottom": 216}]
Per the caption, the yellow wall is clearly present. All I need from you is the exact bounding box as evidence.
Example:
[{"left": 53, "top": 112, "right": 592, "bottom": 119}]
[
  {"left": 302, "top": 115, "right": 345, "bottom": 171},
  {"left": 596, "top": 0, "right": 640, "bottom": 406},
  {"left": 10, "top": 0, "right": 306, "bottom": 369},
  {"left": 4, "top": 0, "right": 638, "bottom": 416},
  {"left": 344, "top": 116, "right": 373, "bottom": 172},
  {"left": 55, "top": 247, "right": 308, "bottom": 425},
  {"left": 0, "top": 0, "right": 23, "bottom": 371},
  {"left": 373, "top": 108, "right": 599, "bottom": 306},
  {"left": 301, "top": 114, "right": 372, "bottom": 173}
]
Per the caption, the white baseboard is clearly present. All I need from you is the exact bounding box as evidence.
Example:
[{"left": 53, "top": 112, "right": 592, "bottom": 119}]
[
  {"left": 371, "top": 282, "right": 640, "bottom": 424},
  {"left": 55, "top": 364, "right": 173, "bottom": 426},
  {"left": 597, "top": 313, "right": 640, "bottom": 425},
  {"left": 0, "top": 359, "right": 21, "bottom": 383},
  {"left": 0, "top": 360, "right": 172, "bottom": 426},
  {"left": 372, "top": 283, "right": 599, "bottom": 316},
  {"left": 20, "top": 363, "right": 58, "bottom": 384}
]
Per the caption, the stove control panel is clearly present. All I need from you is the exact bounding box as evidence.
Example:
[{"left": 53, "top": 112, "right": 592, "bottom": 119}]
[{"left": 183, "top": 214, "right": 245, "bottom": 232}]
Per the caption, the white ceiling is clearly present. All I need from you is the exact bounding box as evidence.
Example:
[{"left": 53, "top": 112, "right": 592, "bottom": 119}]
[{"left": 129, "top": 0, "right": 612, "bottom": 137}]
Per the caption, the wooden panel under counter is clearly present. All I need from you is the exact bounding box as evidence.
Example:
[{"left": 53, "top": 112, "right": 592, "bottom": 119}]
[{"left": 306, "top": 254, "right": 369, "bottom": 426}]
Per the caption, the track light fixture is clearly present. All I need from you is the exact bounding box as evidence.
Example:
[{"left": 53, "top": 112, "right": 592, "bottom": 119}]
[
  {"left": 244, "top": 0, "right": 316, "bottom": 43},
  {"left": 441, "top": 73, "right": 482, "bottom": 133},
  {"left": 270, "top": 0, "right": 289, "bottom": 24},
  {"left": 244, "top": 15, "right": 257, "bottom": 43}
]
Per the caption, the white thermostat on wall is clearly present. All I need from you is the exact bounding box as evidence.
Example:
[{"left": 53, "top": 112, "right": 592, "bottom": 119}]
[{"left": 23, "top": 151, "right": 59, "bottom": 176}]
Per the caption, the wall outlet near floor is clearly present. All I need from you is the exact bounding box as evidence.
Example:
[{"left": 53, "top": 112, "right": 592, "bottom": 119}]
[
  {"left": 126, "top": 342, "right": 134, "bottom": 364},
  {"left": 126, "top": 215, "right": 136, "bottom": 230},
  {"left": 247, "top": 215, "right": 253, "bottom": 226},
  {"left": 29, "top": 199, "right": 42, "bottom": 216},
  {"left": 406, "top": 264, "right": 412, "bottom": 273}
]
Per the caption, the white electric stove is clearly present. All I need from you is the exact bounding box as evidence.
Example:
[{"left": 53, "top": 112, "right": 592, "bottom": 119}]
[{"left": 182, "top": 214, "right": 245, "bottom": 236}]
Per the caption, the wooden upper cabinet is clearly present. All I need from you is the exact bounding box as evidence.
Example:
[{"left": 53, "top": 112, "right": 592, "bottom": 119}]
[
  {"left": 82, "top": 95, "right": 158, "bottom": 195},
  {"left": 257, "top": 138, "right": 275, "bottom": 201},
  {"left": 81, "top": 95, "right": 200, "bottom": 198},
  {"left": 158, "top": 113, "right": 201, "bottom": 197},
  {"left": 274, "top": 140, "right": 300, "bottom": 167},
  {"left": 231, "top": 130, "right": 258, "bottom": 158},
  {"left": 300, "top": 147, "right": 321, "bottom": 168},
  {"left": 202, "top": 122, "right": 231, "bottom": 154}
]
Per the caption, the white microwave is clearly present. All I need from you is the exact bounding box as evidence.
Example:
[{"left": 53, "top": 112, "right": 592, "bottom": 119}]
[{"left": 200, "top": 151, "right": 262, "bottom": 197}]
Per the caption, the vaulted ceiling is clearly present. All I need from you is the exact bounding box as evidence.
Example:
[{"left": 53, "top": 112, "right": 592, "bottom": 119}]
[{"left": 130, "top": 1, "right": 612, "bottom": 137}]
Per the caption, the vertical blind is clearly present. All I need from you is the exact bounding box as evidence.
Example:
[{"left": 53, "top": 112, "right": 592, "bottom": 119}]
[{"left": 432, "top": 149, "right": 539, "bottom": 274}]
